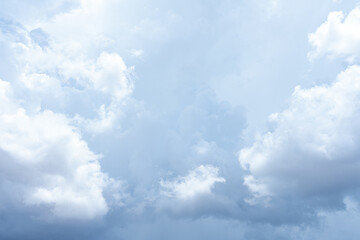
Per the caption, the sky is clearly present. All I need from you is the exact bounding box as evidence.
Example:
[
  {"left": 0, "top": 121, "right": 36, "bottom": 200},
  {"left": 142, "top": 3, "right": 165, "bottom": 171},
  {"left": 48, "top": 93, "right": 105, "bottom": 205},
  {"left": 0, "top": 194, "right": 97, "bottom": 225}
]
[{"left": 1, "top": 0, "right": 360, "bottom": 239}]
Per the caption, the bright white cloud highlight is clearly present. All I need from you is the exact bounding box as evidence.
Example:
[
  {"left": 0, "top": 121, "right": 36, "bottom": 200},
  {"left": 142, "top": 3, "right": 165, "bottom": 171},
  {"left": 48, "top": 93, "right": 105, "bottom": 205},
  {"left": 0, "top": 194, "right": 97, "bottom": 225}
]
[
  {"left": 3, "top": 1, "right": 134, "bottom": 134},
  {"left": 0, "top": 79, "right": 115, "bottom": 219},
  {"left": 0, "top": 0, "right": 134, "bottom": 221},
  {"left": 308, "top": 6, "right": 360, "bottom": 61},
  {"left": 239, "top": 65, "right": 360, "bottom": 203},
  {"left": 160, "top": 165, "right": 225, "bottom": 200}
]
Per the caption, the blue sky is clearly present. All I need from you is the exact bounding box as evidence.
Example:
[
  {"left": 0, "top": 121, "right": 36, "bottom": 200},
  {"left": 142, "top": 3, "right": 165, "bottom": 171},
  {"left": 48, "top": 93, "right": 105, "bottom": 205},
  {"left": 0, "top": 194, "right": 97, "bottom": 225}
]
[{"left": 1, "top": 0, "right": 360, "bottom": 239}]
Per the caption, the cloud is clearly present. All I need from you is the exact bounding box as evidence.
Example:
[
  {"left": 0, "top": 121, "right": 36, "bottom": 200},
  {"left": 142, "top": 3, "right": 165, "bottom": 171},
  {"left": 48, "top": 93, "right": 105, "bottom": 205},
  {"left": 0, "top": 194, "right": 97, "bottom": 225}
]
[
  {"left": 0, "top": 1, "right": 133, "bottom": 220},
  {"left": 93, "top": 88, "right": 246, "bottom": 221},
  {"left": 239, "top": 64, "right": 360, "bottom": 210},
  {"left": 156, "top": 164, "right": 243, "bottom": 220},
  {"left": 92, "top": 52, "right": 133, "bottom": 101},
  {"left": 6, "top": 0, "right": 360, "bottom": 239},
  {"left": 308, "top": 6, "right": 360, "bottom": 61},
  {"left": 0, "top": 78, "right": 118, "bottom": 219},
  {"left": 160, "top": 165, "right": 225, "bottom": 199},
  {"left": 0, "top": 12, "right": 133, "bottom": 134}
]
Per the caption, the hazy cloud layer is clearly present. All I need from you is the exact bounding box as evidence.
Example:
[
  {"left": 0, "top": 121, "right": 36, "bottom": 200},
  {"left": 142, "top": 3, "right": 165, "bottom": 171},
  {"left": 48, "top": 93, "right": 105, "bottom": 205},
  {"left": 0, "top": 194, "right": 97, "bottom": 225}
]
[{"left": 2, "top": 0, "right": 360, "bottom": 239}]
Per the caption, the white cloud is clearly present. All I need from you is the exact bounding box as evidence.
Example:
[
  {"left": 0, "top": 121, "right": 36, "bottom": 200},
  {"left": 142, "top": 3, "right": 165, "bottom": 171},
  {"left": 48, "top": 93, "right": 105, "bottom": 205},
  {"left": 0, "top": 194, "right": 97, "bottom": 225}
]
[
  {"left": 92, "top": 52, "right": 133, "bottom": 101},
  {"left": 0, "top": 78, "right": 119, "bottom": 220},
  {"left": 239, "top": 65, "right": 360, "bottom": 204},
  {"left": 308, "top": 6, "right": 360, "bottom": 61},
  {"left": 19, "top": 73, "right": 62, "bottom": 99},
  {"left": 0, "top": 0, "right": 135, "bottom": 220},
  {"left": 15, "top": 32, "right": 133, "bottom": 102},
  {"left": 3, "top": 14, "right": 133, "bottom": 133},
  {"left": 160, "top": 165, "right": 225, "bottom": 200}
]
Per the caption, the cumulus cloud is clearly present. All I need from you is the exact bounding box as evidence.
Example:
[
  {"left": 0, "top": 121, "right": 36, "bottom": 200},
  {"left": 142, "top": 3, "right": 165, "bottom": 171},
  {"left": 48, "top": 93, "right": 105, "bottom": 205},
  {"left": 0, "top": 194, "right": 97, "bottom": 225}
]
[
  {"left": 160, "top": 165, "right": 225, "bottom": 199},
  {"left": 0, "top": 1, "right": 131, "bottom": 220},
  {"left": 6, "top": 0, "right": 360, "bottom": 239},
  {"left": 0, "top": 11, "right": 133, "bottom": 135},
  {"left": 0, "top": 79, "right": 116, "bottom": 219},
  {"left": 156, "top": 164, "right": 241, "bottom": 219},
  {"left": 240, "top": 64, "right": 360, "bottom": 208},
  {"left": 308, "top": 6, "right": 360, "bottom": 61}
]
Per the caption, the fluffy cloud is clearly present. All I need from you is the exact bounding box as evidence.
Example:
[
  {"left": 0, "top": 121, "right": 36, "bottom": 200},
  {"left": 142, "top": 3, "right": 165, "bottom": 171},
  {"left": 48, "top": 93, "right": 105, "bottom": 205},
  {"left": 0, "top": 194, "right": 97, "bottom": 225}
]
[
  {"left": 241, "top": 4, "right": 360, "bottom": 210},
  {"left": 0, "top": 79, "right": 116, "bottom": 219},
  {"left": 0, "top": 2, "right": 134, "bottom": 134},
  {"left": 308, "top": 6, "right": 360, "bottom": 61},
  {"left": 0, "top": 1, "right": 132, "bottom": 220},
  {"left": 156, "top": 164, "right": 240, "bottom": 219},
  {"left": 6, "top": 0, "right": 360, "bottom": 239},
  {"left": 240, "top": 64, "right": 360, "bottom": 207},
  {"left": 160, "top": 165, "right": 225, "bottom": 199}
]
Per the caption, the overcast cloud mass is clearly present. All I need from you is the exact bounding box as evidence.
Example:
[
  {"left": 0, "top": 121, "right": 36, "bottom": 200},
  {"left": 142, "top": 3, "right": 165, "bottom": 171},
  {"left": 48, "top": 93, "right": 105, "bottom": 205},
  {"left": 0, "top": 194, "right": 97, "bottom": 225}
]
[{"left": 1, "top": 0, "right": 360, "bottom": 239}]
